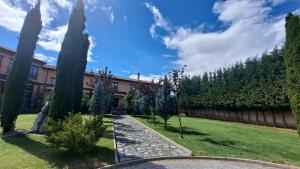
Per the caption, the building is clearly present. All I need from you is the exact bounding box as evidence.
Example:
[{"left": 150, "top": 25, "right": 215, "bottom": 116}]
[{"left": 0, "top": 45, "right": 150, "bottom": 112}]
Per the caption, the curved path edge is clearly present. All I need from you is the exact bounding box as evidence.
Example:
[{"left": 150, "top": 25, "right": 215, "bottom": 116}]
[{"left": 99, "top": 156, "right": 300, "bottom": 169}]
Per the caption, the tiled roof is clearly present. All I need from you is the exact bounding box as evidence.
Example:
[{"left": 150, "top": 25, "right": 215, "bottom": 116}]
[
  {"left": 0, "top": 45, "right": 151, "bottom": 84},
  {"left": 0, "top": 45, "right": 46, "bottom": 64}
]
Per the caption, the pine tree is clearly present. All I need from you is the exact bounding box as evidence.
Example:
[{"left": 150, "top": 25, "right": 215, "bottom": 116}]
[
  {"left": 73, "top": 34, "right": 90, "bottom": 113},
  {"left": 89, "top": 80, "right": 105, "bottom": 115},
  {"left": 1, "top": 1, "right": 42, "bottom": 133},
  {"left": 50, "top": 0, "right": 87, "bottom": 120},
  {"left": 285, "top": 13, "right": 300, "bottom": 134}
]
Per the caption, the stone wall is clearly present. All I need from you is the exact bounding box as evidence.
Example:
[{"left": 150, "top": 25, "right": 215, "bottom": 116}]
[{"left": 186, "top": 109, "right": 296, "bottom": 129}]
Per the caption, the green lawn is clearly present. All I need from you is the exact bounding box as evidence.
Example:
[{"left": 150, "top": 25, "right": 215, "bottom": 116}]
[
  {"left": 134, "top": 116, "right": 300, "bottom": 167},
  {"left": 0, "top": 114, "right": 115, "bottom": 169}
]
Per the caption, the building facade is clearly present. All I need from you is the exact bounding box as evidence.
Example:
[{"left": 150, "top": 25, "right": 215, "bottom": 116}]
[{"left": 0, "top": 45, "right": 149, "bottom": 112}]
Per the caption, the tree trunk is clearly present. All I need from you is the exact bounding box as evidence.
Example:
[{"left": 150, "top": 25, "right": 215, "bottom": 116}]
[
  {"left": 255, "top": 110, "right": 259, "bottom": 125},
  {"left": 281, "top": 111, "right": 288, "bottom": 128},
  {"left": 262, "top": 110, "right": 268, "bottom": 126},
  {"left": 247, "top": 110, "right": 251, "bottom": 124},
  {"left": 272, "top": 109, "right": 278, "bottom": 127},
  {"left": 31, "top": 101, "right": 50, "bottom": 133}
]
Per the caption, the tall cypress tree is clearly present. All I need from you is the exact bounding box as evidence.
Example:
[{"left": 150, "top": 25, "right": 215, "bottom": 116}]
[
  {"left": 50, "top": 0, "right": 86, "bottom": 120},
  {"left": 1, "top": 1, "right": 42, "bottom": 133},
  {"left": 72, "top": 34, "right": 90, "bottom": 113},
  {"left": 284, "top": 13, "right": 300, "bottom": 135}
]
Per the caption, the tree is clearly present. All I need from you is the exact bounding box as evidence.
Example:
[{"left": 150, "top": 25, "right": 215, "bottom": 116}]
[
  {"left": 89, "top": 80, "right": 105, "bottom": 116},
  {"left": 124, "top": 89, "right": 135, "bottom": 114},
  {"left": 88, "top": 67, "right": 113, "bottom": 115},
  {"left": 1, "top": 1, "right": 42, "bottom": 133},
  {"left": 169, "top": 66, "right": 186, "bottom": 138},
  {"left": 50, "top": 0, "right": 87, "bottom": 120},
  {"left": 285, "top": 13, "right": 300, "bottom": 135},
  {"left": 73, "top": 34, "right": 90, "bottom": 113},
  {"left": 139, "top": 95, "right": 150, "bottom": 120},
  {"left": 133, "top": 90, "right": 142, "bottom": 115},
  {"left": 155, "top": 76, "right": 176, "bottom": 129}
]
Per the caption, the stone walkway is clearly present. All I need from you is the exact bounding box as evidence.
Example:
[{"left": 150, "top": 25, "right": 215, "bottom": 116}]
[
  {"left": 113, "top": 115, "right": 190, "bottom": 163},
  {"left": 116, "top": 159, "right": 293, "bottom": 169}
]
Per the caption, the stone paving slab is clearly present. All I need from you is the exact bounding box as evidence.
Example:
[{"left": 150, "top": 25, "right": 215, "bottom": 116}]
[
  {"left": 118, "top": 159, "right": 293, "bottom": 169},
  {"left": 113, "top": 115, "right": 190, "bottom": 163}
]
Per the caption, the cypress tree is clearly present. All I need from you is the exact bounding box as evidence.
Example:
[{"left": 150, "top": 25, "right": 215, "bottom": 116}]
[
  {"left": 50, "top": 0, "right": 86, "bottom": 120},
  {"left": 73, "top": 34, "right": 90, "bottom": 113},
  {"left": 1, "top": 1, "right": 42, "bottom": 133},
  {"left": 284, "top": 13, "right": 300, "bottom": 134}
]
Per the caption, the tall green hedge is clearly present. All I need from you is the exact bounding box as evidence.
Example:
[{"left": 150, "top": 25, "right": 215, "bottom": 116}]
[
  {"left": 179, "top": 47, "right": 289, "bottom": 111},
  {"left": 285, "top": 13, "right": 300, "bottom": 135},
  {"left": 50, "top": 0, "right": 87, "bottom": 120},
  {"left": 0, "top": 1, "right": 42, "bottom": 133}
]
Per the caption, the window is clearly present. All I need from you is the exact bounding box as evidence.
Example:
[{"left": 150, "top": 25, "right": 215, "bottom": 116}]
[
  {"left": 29, "top": 65, "right": 39, "bottom": 79},
  {"left": 112, "top": 82, "right": 118, "bottom": 91},
  {"left": 51, "top": 77, "right": 56, "bottom": 85}
]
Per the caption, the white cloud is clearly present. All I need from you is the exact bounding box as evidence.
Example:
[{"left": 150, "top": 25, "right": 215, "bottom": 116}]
[
  {"left": 122, "top": 70, "right": 130, "bottom": 74},
  {"left": 146, "top": 0, "right": 293, "bottom": 75},
  {"left": 87, "top": 36, "right": 96, "bottom": 62},
  {"left": 0, "top": 0, "right": 26, "bottom": 32},
  {"left": 35, "top": 53, "right": 57, "bottom": 63},
  {"left": 100, "top": 6, "right": 115, "bottom": 24},
  {"left": 144, "top": 2, "right": 172, "bottom": 38},
  {"left": 129, "top": 74, "right": 162, "bottom": 82},
  {"left": 38, "top": 24, "right": 68, "bottom": 52}
]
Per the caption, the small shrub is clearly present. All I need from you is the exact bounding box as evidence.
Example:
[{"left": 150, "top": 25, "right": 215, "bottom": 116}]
[{"left": 45, "top": 113, "right": 105, "bottom": 153}]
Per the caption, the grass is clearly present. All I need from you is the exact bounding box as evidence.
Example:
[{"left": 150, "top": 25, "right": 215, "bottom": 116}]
[
  {"left": 134, "top": 115, "right": 300, "bottom": 167},
  {"left": 0, "top": 114, "right": 115, "bottom": 169}
]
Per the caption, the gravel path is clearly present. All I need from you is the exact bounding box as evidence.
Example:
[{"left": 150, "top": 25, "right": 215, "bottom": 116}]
[
  {"left": 113, "top": 115, "right": 190, "bottom": 163},
  {"left": 118, "top": 159, "right": 292, "bottom": 169}
]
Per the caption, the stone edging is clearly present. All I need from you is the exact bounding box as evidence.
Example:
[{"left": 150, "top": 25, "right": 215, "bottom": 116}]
[
  {"left": 99, "top": 156, "right": 300, "bottom": 169},
  {"left": 127, "top": 115, "right": 192, "bottom": 156},
  {"left": 112, "top": 115, "right": 119, "bottom": 163}
]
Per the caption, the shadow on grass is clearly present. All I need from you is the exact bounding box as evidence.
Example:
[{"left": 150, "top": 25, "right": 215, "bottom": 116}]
[
  {"left": 198, "top": 137, "right": 237, "bottom": 147},
  {"left": 166, "top": 126, "right": 209, "bottom": 136},
  {"left": 3, "top": 135, "right": 114, "bottom": 169}
]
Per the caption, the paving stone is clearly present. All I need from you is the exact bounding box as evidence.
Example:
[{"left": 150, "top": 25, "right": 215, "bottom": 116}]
[{"left": 113, "top": 115, "right": 190, "bottom": 163}]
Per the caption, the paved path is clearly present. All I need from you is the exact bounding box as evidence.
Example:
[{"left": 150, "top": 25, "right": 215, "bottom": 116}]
[
  {"left": 117, "top": 159, "right": 292, "bottom": 169},
  {"left": 113, "top": 115, "right": 190, "bottom": 163}
]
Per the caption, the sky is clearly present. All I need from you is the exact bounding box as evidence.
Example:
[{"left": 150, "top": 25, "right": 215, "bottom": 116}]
[{"left": 0, "top": 0, "right": 300, "bottom": 81}]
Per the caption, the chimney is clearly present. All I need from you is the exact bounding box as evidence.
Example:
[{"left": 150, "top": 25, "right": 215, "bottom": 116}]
[{"left": 137, "top": 73, "right": 140, "bottom": 81}]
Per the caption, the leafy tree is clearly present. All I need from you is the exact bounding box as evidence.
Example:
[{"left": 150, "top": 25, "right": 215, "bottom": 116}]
[
  {"left": 139, "top": 95, "right": 150, "bottom": 120},
  {"left": 155, "top": 76, "right": 176, "bottom": 129},
  {"left": 50, "top": 0, "right": 87, "bottom": 120},
  {"left": 169, "top": 66, "right": 186, "bottom": 138},
  {"left": 285, "top": 13, "right": 300, "bottom": 134},
  {"left": 1, "top": 1, "right": 42, "bottom": 133},
  {"left": 133, "top": 90, "right": 142, "bottom": 115},
  {"left": 124, "top": 89, "right": 135, "bottom": 114}
]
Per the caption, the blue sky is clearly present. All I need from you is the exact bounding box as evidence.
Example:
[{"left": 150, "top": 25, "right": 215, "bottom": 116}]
[{"left": 0, "top": 0, "right": 299, "bottom": 81}]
